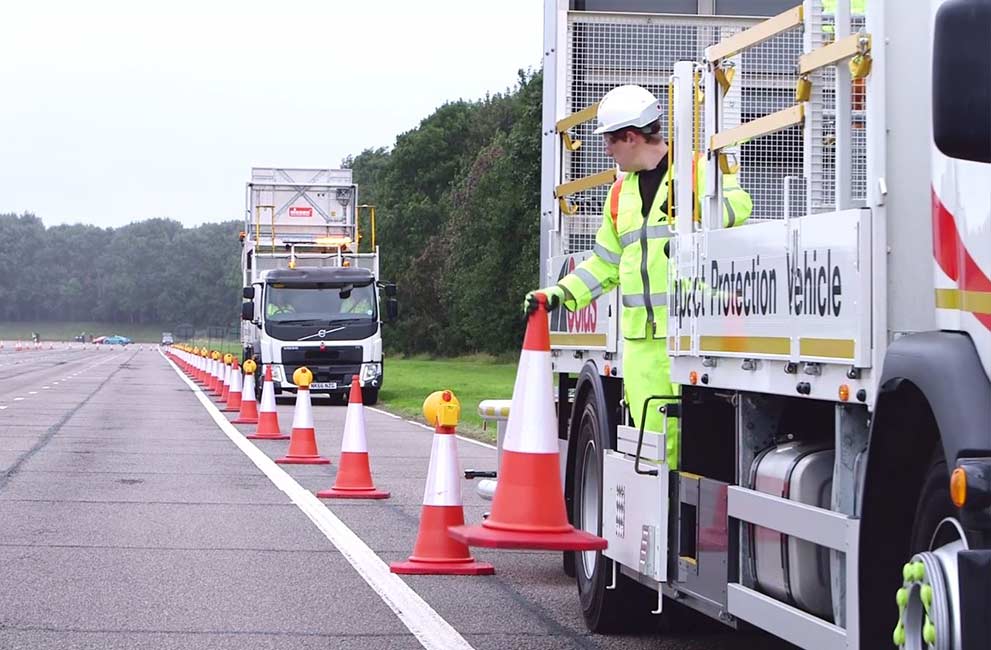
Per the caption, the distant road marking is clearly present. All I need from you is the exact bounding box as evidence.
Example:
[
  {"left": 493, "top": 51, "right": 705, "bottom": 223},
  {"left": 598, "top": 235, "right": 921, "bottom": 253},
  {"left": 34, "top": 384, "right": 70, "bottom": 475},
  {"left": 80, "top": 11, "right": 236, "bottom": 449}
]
[
  {"left": 0, "top": 406, "right": 7, "bottom": 410},
  {"left": 28, "top": 391, "right": 37, "bottom": 395},
  {"left": 161, "top": 351, "right": 477, "bottom": 650},
  {"left": 13, "top": 398, "right": 23, "bottom": 402}
]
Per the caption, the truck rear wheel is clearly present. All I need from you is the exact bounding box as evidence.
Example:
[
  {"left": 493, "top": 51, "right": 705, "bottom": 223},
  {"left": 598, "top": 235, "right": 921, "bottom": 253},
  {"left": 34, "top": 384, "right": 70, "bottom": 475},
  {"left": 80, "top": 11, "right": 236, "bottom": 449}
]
[{"left": 572, "top": 396, "right": 668, "bottom": 633}]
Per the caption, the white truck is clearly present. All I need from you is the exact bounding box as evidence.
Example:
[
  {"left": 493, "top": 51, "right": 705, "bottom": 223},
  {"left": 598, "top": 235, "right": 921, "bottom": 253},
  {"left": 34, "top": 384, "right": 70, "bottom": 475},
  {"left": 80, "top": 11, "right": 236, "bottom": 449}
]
[
  {"left": 239, "top": 167, "right": 397, "bottom": 405},
  {"left": 533, "top": 1, "right": 990, "bottom": 647}
]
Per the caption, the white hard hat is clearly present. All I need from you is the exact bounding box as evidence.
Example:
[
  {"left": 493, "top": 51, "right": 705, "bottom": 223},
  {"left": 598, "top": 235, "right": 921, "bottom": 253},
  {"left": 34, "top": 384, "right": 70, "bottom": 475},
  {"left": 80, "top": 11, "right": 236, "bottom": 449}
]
[{"left": 593, "top": 85, "right": 664, "bottom": 135}]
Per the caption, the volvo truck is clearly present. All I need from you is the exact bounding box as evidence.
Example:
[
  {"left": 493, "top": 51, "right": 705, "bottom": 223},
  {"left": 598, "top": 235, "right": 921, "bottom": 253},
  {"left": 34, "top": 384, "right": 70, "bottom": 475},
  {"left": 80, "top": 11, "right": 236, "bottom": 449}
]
[{"left": 240, "top": 167, "right": 397, "bottom": 405}]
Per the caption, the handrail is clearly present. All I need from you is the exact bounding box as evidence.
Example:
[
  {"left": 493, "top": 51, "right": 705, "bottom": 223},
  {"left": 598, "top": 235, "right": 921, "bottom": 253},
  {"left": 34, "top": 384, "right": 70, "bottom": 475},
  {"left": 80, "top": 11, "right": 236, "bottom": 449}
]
[{"left": 555, "top": 103, "right": 599, "bottom": 133}]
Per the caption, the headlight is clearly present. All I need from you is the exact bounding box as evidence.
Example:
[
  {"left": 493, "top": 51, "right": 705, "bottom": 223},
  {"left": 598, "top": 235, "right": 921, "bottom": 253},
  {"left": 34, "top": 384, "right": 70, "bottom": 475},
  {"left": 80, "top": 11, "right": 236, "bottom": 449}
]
[
  {"left": 360, "top": 363, "right": 381, "bottom": 383},
  {"left": 272, "top": 365, "right": 285, "bottom": 382}
]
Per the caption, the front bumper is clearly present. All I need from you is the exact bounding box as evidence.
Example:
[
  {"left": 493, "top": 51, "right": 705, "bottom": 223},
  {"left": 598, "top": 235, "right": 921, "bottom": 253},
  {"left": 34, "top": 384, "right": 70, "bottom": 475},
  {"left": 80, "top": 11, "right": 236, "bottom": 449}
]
[{"left": 270, "top": 362, "right": 382, "bottom": 394}]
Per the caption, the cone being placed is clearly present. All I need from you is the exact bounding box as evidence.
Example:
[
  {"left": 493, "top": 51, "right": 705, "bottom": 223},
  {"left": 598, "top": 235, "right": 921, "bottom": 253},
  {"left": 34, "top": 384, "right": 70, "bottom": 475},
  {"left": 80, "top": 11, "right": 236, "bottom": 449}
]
[
  {"left": 275, "top": 369, "right": 330, "bottom": 465},
  {"left": 246, "top": 365, "right": 289, "bottom": 440},
  {"left": 233, "top": 365, "right": 259, "bottom": 424},
  {"left": 391, "top": 391, "right": 493, "bottom": 575},
  {"left": 449, "top": 295, "right": 607, "bottom": 551},
  {"left": 317, "top": 377, "right": 388, "bottom": 499},
  {"left": 223, "top": 360, "right": 243, "bottom": 412}
]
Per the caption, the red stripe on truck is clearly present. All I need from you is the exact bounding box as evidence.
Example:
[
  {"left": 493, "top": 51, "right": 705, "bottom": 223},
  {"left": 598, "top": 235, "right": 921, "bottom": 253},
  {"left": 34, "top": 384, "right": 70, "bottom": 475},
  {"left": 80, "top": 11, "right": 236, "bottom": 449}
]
[{"left": 932, "top": 188, "right": 991, "bottom": 330}]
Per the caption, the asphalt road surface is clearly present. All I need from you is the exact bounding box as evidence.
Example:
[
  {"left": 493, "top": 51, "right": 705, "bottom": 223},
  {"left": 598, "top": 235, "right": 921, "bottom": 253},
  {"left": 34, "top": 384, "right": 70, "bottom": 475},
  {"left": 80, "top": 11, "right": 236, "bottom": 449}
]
[{"left": 0, "top": 345, "right": 795, "bottom": 649}]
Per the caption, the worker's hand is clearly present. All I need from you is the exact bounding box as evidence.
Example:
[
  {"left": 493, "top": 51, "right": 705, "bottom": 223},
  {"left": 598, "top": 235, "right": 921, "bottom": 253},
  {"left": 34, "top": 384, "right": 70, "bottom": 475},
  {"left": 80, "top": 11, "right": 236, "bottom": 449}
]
[{"left": 523, "top": 286, "right": 564, "bottom": 315}]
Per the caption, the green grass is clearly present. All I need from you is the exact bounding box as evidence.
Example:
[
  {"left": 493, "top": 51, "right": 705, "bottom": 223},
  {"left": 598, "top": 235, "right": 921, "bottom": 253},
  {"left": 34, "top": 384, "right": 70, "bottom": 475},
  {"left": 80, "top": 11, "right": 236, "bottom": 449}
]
[
  {"left": 378, "top": 355, "right": 518, "bottom": 443},
  {"left": 0, "top": 321, "right": 170, "bottom": 343},
  {"left": 185, "top": 339, "right": 242, "bottom": 356}
]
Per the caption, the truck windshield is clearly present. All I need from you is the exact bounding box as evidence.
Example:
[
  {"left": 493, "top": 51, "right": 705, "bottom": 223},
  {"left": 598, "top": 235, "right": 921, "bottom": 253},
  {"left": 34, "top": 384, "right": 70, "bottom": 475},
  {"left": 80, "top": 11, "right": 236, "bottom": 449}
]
[{"left": 265, "top": 284, "right": 376, "bottom": 323}]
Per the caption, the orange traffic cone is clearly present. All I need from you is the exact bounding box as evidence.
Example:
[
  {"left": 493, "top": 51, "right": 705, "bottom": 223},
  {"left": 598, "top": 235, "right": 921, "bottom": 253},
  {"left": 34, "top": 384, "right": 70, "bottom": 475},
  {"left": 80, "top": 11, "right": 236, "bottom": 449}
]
[
  {"left": 224, "top": 359, "right": 243, "bottom": 413},
  {"left": 233, "top": 360, "right": 259, "bottom": 424},
  {"left": 246, "top": 365, "right": 288, "bottom": 440},
  {"left": 219, "top": 356, "right": 232, "bottom": 402},
  {"left": 391, "top": 390, "right": 494, "bottom": 575},
  {"left": 274, "top": 368, "right": 330, "bottom": 465},
  {"left": 449, "top": 294, "right": 607, "bottom": 551},
  {"left": 317, "top": 377, "right": 388, "bottom": 499}
]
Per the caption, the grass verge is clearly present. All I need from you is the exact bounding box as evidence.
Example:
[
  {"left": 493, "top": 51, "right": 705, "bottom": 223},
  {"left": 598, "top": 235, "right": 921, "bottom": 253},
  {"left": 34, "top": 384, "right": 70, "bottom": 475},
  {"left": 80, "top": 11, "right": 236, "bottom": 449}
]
[{"left": 377, "top": 355, "right": 517, "bottom": 444}]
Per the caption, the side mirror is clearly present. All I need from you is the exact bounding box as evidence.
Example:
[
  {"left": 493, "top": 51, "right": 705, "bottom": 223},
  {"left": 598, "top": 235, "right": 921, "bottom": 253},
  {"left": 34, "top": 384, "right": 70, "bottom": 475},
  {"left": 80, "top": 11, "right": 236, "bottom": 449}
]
[
  {"left": 241, "top": 302, "right": 254, "bottom": 321},
  {"left": 386, "top": 298, "right": 399, "bottom": 322},
  {"left": 383, "top": 283, "right": 398, "bottom": 298},
  {"left": 932, "top": 0, "right": 991, "bottom": 163},
  {"left": 243, "top": 286, "right": 255, "bottom": 300}
]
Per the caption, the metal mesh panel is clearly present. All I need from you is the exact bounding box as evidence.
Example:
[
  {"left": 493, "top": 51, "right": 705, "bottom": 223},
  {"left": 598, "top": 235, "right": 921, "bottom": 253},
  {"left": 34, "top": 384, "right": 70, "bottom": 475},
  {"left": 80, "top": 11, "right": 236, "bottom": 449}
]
[
  {"left": 737, "top": 26, "right": 805, "bottom": 220},
  {"left": 562, "top": 13, "right": 756, "bottom": 254},
  {"left": 807, "top": 1, "right": 869, "bottom": 214}
]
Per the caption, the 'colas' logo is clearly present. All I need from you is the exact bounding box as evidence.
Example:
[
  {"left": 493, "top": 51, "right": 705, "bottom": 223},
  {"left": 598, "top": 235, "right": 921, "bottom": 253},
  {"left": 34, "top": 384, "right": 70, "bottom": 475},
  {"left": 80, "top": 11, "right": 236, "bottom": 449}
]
[
  {"left": 551, "top": 257, "right": 598, "bottom": 334},
  {"left": 288, "top": 206, "right": 313, "bottom": 218}
]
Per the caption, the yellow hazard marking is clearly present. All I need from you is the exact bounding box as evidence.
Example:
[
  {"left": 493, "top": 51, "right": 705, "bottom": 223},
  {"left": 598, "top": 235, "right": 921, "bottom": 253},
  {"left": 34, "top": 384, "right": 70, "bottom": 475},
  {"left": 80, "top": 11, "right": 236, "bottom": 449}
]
[
  {"left": 699, "top": 335, "right": 790, "bottom": 355},
  {"left": 799, "top": 338, "right": 855, "bottom": 359},
  {"left": 935, "top": 288, "right": 991, "bottom": 315},
  {"left": 550, "top": 333, "right": 608, "bottom": 347}
]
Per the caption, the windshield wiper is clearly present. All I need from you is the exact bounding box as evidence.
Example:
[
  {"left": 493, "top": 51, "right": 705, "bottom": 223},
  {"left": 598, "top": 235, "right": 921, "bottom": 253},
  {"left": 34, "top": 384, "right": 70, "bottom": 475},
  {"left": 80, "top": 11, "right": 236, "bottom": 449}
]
[{"left": 276, "top": 318, "right": 325, "bottom": 325}]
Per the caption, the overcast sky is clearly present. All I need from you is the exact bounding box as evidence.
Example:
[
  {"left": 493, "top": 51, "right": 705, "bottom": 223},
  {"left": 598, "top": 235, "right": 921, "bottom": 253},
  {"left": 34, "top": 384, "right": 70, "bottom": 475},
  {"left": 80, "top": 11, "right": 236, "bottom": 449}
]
[{"left": 1, "top": 1, "right": 543, "bottom": 229}]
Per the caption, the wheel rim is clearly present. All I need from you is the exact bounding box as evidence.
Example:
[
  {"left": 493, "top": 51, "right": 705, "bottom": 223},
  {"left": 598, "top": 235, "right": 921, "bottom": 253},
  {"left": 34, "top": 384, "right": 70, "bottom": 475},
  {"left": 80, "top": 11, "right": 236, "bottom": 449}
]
[
  {"left": 579, "top": 430, "right": 601, "bottom": 580},
  {"left": 893, "top": 518, "right": 967, "bottom": 650}
]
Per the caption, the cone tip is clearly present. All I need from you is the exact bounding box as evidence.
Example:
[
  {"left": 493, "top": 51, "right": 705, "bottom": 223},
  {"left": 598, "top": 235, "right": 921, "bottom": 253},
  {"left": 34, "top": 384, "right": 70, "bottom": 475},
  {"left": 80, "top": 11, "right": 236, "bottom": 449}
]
[
  {"left": 264, "top": 365, "right": 273, "bottom": 381},
  {"left": 522, "top": 301, "right": 551, "bottom": 352},
  {"left": 349, "top": 376, "right": 363, "bottom": 403}
]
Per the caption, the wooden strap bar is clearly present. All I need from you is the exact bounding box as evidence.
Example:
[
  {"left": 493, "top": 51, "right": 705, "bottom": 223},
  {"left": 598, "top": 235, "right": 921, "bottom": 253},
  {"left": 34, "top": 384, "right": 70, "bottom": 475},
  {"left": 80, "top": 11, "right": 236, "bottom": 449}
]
[
  {"left": 555, "top": 103, "right": 599, "bottom": 133},
  {"left": 554, "top": 169, "right": 617, "bottom": 198},
  {"left": 706, "top": 5, "right": 803, "bottom": 62},
  {"left": 710, "top": 104, "right": 804, "bottom": 151},
  {"left": 799, "top": 33, "right": 871, "bottom": 75}
]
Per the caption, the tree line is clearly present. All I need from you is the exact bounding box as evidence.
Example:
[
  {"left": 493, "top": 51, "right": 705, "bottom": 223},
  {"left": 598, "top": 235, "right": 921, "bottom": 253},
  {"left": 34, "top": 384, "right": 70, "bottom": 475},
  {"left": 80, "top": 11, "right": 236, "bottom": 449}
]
[
  {"left": 347, "top": 69, "right": 541, "bottom": 355},
  {"left": 3, "top": 69, "right": 542, "bottom": 355},
  {"left": 0, "top": 213, "right": 242, "bottom": 326}
]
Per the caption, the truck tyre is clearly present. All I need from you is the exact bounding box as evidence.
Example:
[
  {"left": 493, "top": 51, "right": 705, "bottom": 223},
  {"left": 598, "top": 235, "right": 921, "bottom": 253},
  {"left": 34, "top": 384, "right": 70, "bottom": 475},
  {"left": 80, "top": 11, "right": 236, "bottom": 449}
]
[
  {"left": 573, "top": 395, "right": 663, "bottom": 632},
  {"left": 361, "top": 387, "right": 379, "bottom": 406},
  {"left": 909, "top": 453, "right": 955, "bottom": 554}
]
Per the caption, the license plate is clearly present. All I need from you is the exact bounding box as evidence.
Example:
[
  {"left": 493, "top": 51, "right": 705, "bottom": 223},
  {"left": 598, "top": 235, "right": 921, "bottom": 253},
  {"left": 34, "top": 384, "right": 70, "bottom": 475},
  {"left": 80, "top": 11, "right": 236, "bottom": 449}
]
[{"left": 309, "top": 382, "right": 337, "bottom": 390}]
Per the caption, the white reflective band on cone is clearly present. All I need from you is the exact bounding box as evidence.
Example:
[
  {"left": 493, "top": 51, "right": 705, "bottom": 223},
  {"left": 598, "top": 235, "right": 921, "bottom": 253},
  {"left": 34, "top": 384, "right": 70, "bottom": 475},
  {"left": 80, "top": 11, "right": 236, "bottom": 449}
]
[
  {"left": 230, "top": 368, "right": 242, "bottom": 393},
  {"left": 292, "top": 389, "right": 314, "bottom": 429},
  {"left": 341, "top": 402, "right": 368, "bottom": 453},
  {"left": 242, "top": 374, "right": 256, "bottom": 403},
  {"left": 422, "top": 434, "right": 463, "bottom": 507},
  {"left": 503, "top": 349, "right": 558, "bottom": 454},
  {"left": 260, "top": 376, "right": 277, "bottom": 412}
]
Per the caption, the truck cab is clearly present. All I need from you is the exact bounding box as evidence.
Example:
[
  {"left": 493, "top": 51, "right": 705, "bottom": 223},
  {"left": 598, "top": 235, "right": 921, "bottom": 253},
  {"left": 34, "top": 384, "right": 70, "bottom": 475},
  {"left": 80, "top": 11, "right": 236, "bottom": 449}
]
[{"left": 243, "top": 266, "right": 390, "bottom": 403}]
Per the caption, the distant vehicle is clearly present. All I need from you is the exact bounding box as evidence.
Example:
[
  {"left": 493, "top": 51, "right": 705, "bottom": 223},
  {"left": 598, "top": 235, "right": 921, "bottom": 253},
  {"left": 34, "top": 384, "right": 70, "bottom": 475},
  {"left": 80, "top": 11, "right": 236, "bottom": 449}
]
[
  {"left": 102, "top": 335, "right": 131, "bottom": 345},
  {"left": 91, "top": 336, "right": 107, "bottom": 344},
  {"left": 161, "top": 332, "right": 174, "bottom": 345}
]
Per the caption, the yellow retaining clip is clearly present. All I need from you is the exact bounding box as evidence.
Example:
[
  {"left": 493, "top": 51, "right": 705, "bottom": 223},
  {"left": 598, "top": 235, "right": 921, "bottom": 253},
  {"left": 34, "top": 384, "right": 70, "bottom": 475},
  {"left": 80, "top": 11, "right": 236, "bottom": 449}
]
[
  {"left": 714, "top": 64, "right": 736, "bottom": 96},
  {"left": 561, "top": 132, "right": 582, "bottom": 152},
  {"left": 558, "top": 197, "right": 578, "bottom": 215},
  {"left": 719, "top": 152, "right": 740, "bottom": 175},
  {"left": 795, "top": 75, "right": 812, "bottom": 103}
]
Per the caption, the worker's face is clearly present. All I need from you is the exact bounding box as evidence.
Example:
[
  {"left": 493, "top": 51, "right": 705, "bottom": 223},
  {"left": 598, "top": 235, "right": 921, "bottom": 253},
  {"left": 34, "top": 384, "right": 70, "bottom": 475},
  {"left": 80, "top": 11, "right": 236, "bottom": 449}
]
[{"left": 603, "top": 129, "right": 638, "bottom": 171}]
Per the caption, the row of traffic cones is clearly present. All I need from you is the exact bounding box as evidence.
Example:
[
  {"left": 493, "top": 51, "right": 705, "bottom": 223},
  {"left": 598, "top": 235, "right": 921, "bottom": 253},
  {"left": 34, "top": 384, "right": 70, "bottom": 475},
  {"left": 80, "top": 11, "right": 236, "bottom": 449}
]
[{"left": 166, "top": 295, "right": 605, "bottom": 577}]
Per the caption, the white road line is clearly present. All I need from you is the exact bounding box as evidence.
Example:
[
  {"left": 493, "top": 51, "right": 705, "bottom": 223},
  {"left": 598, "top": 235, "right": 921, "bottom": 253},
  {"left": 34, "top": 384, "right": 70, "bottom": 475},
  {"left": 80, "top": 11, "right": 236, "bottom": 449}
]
[
  {"left": 28, "top": 391, "right": 37, "bottom": 395},
  {"left": 367, "top": 406, "right": 498, "bottom": 451},
  {"left": 13, "top": 398, "right": 23, "bottom": 401},
  {"left": 0, "top": 406, "right": 6, "bottom": 410},
  {"left": 161, "top": 351, "right": 476, "bottom": 650}
]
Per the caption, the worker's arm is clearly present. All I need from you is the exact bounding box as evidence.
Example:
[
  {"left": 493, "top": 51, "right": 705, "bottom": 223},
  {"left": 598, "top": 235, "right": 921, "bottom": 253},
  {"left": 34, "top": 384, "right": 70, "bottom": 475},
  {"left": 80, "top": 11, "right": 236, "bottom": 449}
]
[
  {"left": 696, "top": 166, "right": 753, "bottom": 227},
  {"left": 556, "top": 200, "right": 623, "bottom": 311}
]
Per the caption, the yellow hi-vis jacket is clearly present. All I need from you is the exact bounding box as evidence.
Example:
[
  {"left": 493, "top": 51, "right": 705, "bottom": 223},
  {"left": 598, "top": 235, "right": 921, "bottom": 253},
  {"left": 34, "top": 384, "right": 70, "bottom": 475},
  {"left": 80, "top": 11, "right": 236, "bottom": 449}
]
[{"left": 558, "top": 164, "right": 752, "bottom": 340}]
